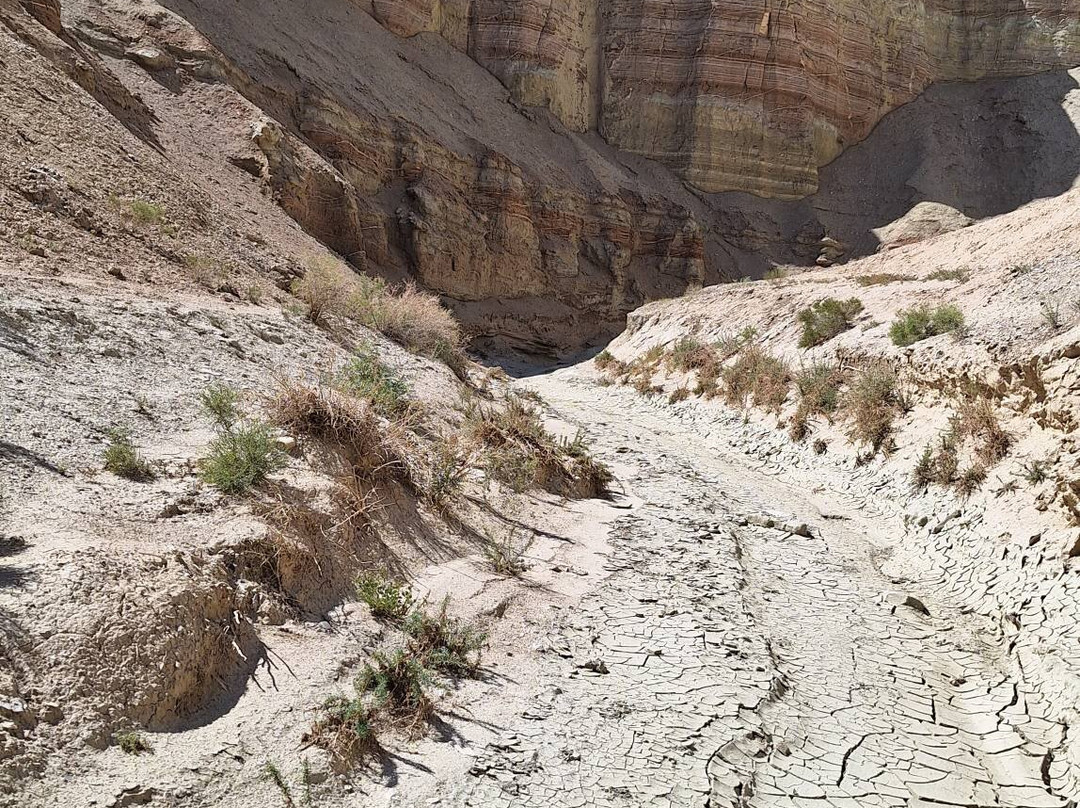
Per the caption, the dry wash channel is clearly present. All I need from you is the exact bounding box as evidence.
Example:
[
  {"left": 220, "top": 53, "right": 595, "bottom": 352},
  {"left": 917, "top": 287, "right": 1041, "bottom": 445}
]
[{"left": 450, "top": 367, "right": 1070, "bottom": 808}]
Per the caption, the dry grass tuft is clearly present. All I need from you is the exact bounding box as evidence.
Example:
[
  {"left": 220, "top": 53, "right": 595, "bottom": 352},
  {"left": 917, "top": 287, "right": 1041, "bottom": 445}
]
[
  {"left": 856, "top": 273, "right": 914, "bottom": 287},
  {"left": 723, "top": 345, "right": 791, "bottom": 412},
  {"left": 954, "top": 398, "right": 1011, "bottom": 467},
  {"left": 844, "top": 363, "right": 903, "bottom": 454},
  {"left": 368, "top": 283, "right": 465, "bottom": 372},
  {"left": 292, "top": 258, "right": 465, "bottom": 371},
  {"left": 270, "top": 378, "right": 397, "bottom": 478},
  {"left": 463, "top": 396, "right": 612, "bottom": 498}
]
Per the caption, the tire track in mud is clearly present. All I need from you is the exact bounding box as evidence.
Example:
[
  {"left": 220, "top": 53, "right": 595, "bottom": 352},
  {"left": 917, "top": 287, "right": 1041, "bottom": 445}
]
[{"left": 448, "top": 374, "right": 1068, "bottom": 808}]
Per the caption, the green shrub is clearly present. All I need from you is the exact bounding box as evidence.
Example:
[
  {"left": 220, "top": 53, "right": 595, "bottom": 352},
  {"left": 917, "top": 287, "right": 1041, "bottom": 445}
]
[
  {"left": 103, "top": 429, "right": 155, "bottom": 481},
  {"left": 403, "top": 598, "right": 486, "bottom": 677},
  {"left": 1021, "top": 458, "right": 1051, "bottom": 485},
  {"left": 340, "top": 344, "right": 410, "bottom": 415},
  {"left": 797, "top": 297, "right": 864, "bottom": 348},
  {"left": 306, "top": 696, "right": 378, "bottom": 762},
  {"left": 115, "top": 731, "right": 152, "bottom": 754},
  {"left": 355, "top": 572, "right": 415, "bottom": 621},
  {"left": 357, "top": 649, "right": 433, "bottom": 726},
  {"left": 128, "top": 200, "right": 164, "bottom": 225},
  {"left": 200, "top": 422, "right": 285, "bottom": 494},
  {"left": 199, "top": 382, "right": 241, "bottom": 431},
  {"left": 889, "top": 304, "right": 965, "bottom": 346}
]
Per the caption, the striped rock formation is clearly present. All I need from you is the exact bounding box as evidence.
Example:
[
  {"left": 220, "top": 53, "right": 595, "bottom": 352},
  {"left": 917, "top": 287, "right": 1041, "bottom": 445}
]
[{"left": 364, "top": 0, "right": 1080, "bottom": 198}]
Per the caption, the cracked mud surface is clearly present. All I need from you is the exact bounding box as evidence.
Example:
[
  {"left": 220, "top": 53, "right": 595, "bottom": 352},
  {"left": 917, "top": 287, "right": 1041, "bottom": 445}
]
[{"left": 441, "top": 370, "right": 1070, "bottom": 808}]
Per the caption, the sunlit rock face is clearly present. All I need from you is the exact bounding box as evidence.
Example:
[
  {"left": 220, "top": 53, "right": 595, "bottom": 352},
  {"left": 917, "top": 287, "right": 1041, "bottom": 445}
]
[{"left": 368, "top": 0, "right": 1080, "bottom": 198}]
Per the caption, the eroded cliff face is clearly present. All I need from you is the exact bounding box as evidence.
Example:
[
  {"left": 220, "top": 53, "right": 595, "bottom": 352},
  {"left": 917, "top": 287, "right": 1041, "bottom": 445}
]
[{"left": 365, "top": 0, "right": 1080, "bottom": 198}]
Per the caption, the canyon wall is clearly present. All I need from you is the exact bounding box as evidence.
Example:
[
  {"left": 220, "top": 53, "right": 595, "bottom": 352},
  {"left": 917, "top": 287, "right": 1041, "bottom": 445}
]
[
  {"left": 365, "top": 0, "right": 1080, "bottom": 198},
  {"left": 56, "top": 0, "right": 1080, "bottom": 352}
]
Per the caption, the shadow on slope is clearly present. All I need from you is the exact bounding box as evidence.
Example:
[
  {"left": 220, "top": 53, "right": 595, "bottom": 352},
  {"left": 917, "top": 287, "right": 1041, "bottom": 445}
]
[{"left": 717, "top": 69, "right": 1080, "bottom": 261}]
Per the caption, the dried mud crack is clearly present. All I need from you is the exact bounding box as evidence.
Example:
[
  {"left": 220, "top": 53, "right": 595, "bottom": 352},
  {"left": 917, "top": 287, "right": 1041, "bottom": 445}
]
[{"left": 450, "top": 371, "right": 1070, "bottom": 808}]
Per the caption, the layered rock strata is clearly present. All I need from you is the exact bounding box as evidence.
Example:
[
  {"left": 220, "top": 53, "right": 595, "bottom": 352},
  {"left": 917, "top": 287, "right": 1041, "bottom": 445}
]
[{"left": 366, "top": 0, "right": 1080, "bottom": 198}]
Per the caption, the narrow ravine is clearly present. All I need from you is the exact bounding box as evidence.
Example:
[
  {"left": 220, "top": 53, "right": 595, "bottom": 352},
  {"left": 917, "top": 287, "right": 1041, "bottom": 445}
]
[{"left": 446, "top": 367, "right": 1068, "bottom": 808}]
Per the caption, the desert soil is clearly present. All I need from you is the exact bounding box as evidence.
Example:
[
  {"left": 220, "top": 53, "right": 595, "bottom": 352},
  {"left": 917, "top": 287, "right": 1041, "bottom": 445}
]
[{"left": 424, "top": 365, "right": 1068, "bottom": 808}]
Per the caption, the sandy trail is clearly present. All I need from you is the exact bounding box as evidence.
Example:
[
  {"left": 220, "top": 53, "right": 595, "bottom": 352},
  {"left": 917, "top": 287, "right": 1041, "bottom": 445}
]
[{"left": 447, "top": 366, "right": 1066, "bottom": 808}]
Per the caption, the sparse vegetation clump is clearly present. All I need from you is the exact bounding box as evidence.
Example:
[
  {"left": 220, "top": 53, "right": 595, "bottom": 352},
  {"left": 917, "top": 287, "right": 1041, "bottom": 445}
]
[
  {"left": 723, "top": 344, "right": 790, "bottom": 412},
  {"left": 666, "top": 337, "right": 718, "bottom": 373},
  {"left": 845, "top": 363, "right": 904, "bottom": 453},
  {"left": 199, "top": 381, "right": 241, "bottom": 431},
  {"left": 926, "top": 268, "right": 970, "bottom": 283},
  {"left": 305, "top": 695, "right": 379, "bottom": 763},
  {"left": 357, "top": 649, "right": 434, "bottom": 729},
  {"left": 594, "top": 350, "right": 623, "bottom": 373},
  {"left": 292, "top": 258, "right": 464, "bottom": 370},
  {"left": 1040, "top": 297, "right": 1064, "bottom": 330},
  {"left": 483, "top": 526, "right": 533, "bottom": 576},
  {"left": 954, "top": 398, "right": 1011, "bottom": 466},
  {"left": 270, "top": 379, "right": 392, "bottom": 479},
  {"left": 463, "top": 396, "right": 612, "bottom": 497},
  {"left": 1022, "top": 458, "right": 1051, "bottom": 485},
  {"left": 356, "top": 572, "right": 415, "bottom": 621},
  {"left": 369, "top": 283, "right": 464, "bottom": 371},
  {"left": 126, "top": 199, "right": 165, "bottom": 226},
  {"left": 790, "top": 361, "right": 846, "bottom": 441},
  {"left": 955, "top": 464, "right": 988, "bottom": 497},
  {"left": 669, "top": 386, "right": 690, "bottom": 404},
  {"left": 340, "top": 344, "right": 410, "bottom": 415},
  {"left": 291, "top": 256, "right": 369, "bottom": 327},
  {"left": 263, "top": 760, "right": 316, "bottom": 808},
  {"left": 888, "top": 304, "right": 965, "bottom": 346},
  {"left": 797, "top": 297, "right": 864, "bottom": 348},
  {"left": 856, "top": 273, "right": 914, "bottom": 287},
  {"left": 201, "top": 422, "right": 286, "bottom": 494},
  {"left": 912, "top": 435, "right": 960, "bottom": 489},
  {"left": 103, "top": 428, "right": 155, "bottom": 481},
  {"left": 115, "top": 730, "right": 152, "bottom": 755},
  {"left": 911, "top": 398, "right": 1008, "bottom": 494},
  {"left": 403, "top": 597, "right": 486, "bottom": 677},
  {"left": 422, "top": 436, "right": 470, "bottom": 507}
]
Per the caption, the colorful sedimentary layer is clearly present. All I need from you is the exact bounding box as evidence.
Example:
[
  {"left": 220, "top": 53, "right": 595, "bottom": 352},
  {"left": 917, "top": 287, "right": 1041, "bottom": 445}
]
[{"left": 366, "top": 0, "right": 1080, "bottom": 197}]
